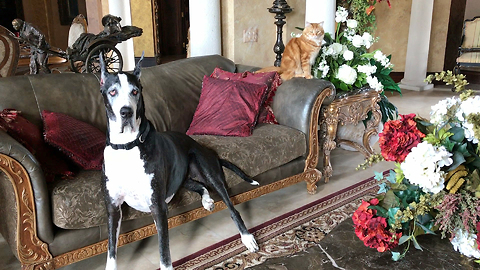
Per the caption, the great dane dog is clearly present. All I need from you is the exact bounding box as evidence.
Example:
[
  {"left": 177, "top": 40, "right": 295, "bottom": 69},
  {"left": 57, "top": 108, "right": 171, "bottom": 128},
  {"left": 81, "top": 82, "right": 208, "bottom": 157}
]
[{"left": 99, "top": 54, "right": 259, "bottom": 270}]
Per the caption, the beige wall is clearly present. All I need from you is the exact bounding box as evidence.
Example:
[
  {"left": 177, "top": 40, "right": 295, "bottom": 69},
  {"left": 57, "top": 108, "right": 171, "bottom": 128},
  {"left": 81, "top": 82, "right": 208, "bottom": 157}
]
[
  {"left": 372, "top": 0, "right": 451, "bottom": 72},
  {"left": 221, "top": 0, "right": 305, "bottom": 68}
]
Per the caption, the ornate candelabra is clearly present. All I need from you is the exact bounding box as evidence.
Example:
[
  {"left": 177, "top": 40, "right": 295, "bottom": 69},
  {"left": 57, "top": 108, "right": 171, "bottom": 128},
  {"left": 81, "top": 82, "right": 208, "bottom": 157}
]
[{"left": 268, "top": 0, "right": 292, "bottom": 67}]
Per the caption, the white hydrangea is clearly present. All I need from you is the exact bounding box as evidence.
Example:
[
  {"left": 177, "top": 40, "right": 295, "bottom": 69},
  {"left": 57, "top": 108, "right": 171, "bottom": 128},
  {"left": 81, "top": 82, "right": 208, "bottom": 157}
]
[
  {"left": 374, "top": 50, "right": 392, "bottom": 68},
  {"left": 366, "top": 75, "right": 384, "bottom": 91},
  {"left": 317, "top": 59, "right": 330, "bottom": 78},
  {"left": 456, "top": 95, "right": 480, "bottom": 144},
  {"left": 336, "top": 64, "right": 357, "bottom": 85},
  {"left": 346, "top": 19, "right": 358, "bottom": 29},
  {"left": 357, "top": 64, "right": 377, "bottom": 76},
  {"left": 362, "top": 32, "right": 373, "bottom": 49},
  {"left": 343, "top": 50, "right": 354, "bottom": 61},
  {"left": 451, "top": 229, "right": 480, "bottom": 259},
  {"left": 324, "top": 43, "right": 344, "bottom": 58},
  {"left": 335, "top": 7, "right": 348, "bottom": 23},
  {"left": 430, "top": 97, "right": 460, "bottom": 126},
  {"left": 401, "top": 142, "right": 453, "bottom": 194}
]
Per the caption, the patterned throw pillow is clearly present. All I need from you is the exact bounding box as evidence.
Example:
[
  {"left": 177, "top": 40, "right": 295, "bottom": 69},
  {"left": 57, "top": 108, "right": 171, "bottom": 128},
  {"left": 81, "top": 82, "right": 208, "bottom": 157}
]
[
  {"left": 186, "top": 76, "right": 268, "bottom": 137},
  {"left": 0, "top": 109, "right": 73, "bottom": 181},
  {"left": 210, "top": 67, "right": 281, "bottom": 124},
  {"left": 42, "top": 110, "right": 105, "bottom": 170}
]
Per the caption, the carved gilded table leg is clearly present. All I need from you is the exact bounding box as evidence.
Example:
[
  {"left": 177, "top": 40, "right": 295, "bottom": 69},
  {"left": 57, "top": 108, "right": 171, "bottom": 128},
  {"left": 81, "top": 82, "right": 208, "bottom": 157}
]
[
  {"left": 321, "top": 105, "right": 339, "bottom": 183},
  {"left": 319, "top": 89, "right": 382, "bottom": 184},
  {"left": 0, "top": 154, "right": 53, "bottom": 270}
]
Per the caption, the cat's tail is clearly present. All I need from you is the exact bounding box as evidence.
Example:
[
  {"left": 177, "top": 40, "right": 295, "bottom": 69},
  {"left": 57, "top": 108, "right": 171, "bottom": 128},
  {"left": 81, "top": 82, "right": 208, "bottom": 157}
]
[{"left": 255, "top": 66, "right": 282, "bottom": 74}]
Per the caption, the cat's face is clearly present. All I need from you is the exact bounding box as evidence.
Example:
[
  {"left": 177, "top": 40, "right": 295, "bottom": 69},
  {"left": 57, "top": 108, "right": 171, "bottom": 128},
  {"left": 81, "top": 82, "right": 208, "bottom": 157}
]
[{"left": 303, "top": 22, "right": 325, "bottom": 43}]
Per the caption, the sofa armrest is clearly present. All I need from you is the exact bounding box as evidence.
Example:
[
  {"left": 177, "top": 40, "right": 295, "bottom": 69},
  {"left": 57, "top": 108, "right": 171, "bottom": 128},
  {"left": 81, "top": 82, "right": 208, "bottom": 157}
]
[
  {"left": 0, "top": 130, "right": 54, "bottom": 252},
  {"left": 272, "top": 78, "right": 336, "bottom": 167}
]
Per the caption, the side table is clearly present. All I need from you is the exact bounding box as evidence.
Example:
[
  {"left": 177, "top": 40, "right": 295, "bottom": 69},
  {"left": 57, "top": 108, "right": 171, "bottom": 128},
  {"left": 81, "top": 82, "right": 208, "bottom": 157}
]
[{"left": 319, "top": 88, "right": 382, "bottom": 183}]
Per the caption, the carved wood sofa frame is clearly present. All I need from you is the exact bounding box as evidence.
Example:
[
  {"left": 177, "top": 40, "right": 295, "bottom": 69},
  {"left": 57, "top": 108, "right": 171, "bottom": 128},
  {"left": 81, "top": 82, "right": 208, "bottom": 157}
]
[{"left": 0, "top": 87, "right": 334, "bottom": 270}]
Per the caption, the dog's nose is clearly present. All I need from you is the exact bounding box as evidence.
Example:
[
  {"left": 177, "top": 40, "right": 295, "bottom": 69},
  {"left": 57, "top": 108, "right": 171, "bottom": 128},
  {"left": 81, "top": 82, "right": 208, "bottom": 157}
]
[{"left": 120, "top": 106, "right": 133, "bottom": 119}]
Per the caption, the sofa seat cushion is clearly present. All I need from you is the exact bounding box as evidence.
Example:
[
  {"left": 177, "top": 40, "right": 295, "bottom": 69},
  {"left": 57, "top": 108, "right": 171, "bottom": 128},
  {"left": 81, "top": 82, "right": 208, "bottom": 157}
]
[
  {"left": 51, "top": 170, "right": 201, "bottom": 229},
  {"left": 50, "top": 124, "right": 306, "bottom": 229},
  {"left": 190, "top": 124, "right": 306, "bottom": 186}
]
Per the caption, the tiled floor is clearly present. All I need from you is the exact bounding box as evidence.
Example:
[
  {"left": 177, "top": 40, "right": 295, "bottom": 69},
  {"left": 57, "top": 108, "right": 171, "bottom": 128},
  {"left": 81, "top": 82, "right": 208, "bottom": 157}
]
[{"left": 0, "top": 87, "right": 465, "bottom": 270}]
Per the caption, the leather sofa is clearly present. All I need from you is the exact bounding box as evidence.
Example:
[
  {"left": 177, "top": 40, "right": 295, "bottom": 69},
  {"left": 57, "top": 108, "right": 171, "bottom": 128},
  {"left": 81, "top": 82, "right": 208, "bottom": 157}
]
[{"left": 0, "top": 55, "right": 335, "bottom": 269}]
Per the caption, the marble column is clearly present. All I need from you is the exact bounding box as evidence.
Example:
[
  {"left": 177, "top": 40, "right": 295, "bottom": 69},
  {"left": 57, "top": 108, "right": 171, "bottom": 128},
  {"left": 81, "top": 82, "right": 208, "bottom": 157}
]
[
  {"left": 305, "top": 0, "right": 335, "bottom": 36},
  {"left": 189, "top": 0, "right": 221, "bottom": 57},
  {"left": 108, "top": 0, "right": 135, "bottom": 71},
  {"left": 398, "top": 0, "right": 434, "bottom": 91}
]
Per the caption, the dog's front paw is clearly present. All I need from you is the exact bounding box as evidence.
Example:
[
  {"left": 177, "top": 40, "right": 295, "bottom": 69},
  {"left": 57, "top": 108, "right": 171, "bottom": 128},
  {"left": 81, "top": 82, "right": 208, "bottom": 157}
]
[
  {"left": 202, "top": 195, "right": 215, "bottom": 211},
  {"left": 241, "top": 233, "right": 259, "bottom": 253},
  {"left": 159, "top": 263, "right": 174, "bottom": 270}
]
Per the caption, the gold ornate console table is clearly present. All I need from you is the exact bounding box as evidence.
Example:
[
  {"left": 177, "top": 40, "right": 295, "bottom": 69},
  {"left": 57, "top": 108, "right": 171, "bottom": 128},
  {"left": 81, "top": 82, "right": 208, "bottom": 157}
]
[{"left": 319, "top": 88, "right": 382, "bottom": 183}]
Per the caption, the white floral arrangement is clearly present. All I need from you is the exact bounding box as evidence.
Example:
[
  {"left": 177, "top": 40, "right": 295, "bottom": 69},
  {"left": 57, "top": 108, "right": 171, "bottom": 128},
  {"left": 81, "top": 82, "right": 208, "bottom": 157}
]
[
  {"left": 313, "top": 6, "right": 401, "bottom": 123},
  {"left": 313, "top": 7, "right": 398, "bottom": 94},
  {"left": 359, "top": 88, "right": 480, "bottom": 262}
]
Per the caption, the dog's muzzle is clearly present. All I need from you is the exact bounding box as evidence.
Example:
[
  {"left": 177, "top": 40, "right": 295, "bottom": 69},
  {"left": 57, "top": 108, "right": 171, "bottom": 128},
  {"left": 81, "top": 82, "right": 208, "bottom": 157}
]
[{"left": 120, "top": 106, "right": 134, "bottom": 133}]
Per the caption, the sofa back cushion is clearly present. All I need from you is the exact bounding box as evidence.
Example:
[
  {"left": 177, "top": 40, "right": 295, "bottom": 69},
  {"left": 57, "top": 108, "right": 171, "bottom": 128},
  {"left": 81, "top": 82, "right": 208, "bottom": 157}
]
[{"left": 0, "top": 55, "right": 236, "bottom": 134}]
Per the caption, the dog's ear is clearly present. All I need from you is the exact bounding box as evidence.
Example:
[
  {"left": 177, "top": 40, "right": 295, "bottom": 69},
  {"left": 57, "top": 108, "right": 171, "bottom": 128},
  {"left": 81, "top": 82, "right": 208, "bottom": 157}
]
[
  {"left": 133, "top": 51, "right": 144, "bottom": 79},
  {"left": 99, "top": 53, "right": 108, "bottom": 87}
]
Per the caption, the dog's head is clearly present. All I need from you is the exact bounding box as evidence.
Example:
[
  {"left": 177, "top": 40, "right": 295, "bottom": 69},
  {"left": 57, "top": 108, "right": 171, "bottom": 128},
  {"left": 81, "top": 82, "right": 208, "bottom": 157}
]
[{"left": 99, "top": 53, "right": 145, "bottom": 143}]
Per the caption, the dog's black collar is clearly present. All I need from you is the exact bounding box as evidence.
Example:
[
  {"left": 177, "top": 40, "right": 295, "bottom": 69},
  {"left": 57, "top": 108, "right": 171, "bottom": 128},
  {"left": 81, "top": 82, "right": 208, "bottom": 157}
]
[{"left": 106, "top": 121, "right": 151, "bottom": 150}]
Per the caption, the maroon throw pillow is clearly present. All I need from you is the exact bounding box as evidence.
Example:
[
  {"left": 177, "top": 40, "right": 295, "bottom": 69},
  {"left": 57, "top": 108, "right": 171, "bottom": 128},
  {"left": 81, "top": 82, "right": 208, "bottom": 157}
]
[
  {"left": 210, "top": 67, "right": 281, "bottom": 124},
  {"left": 42, "top": 110, "right": 105, "bottom": 170},
  {"left": 0, "top": 109, "right": 73, "bottom": 181},
  {"left": 187, "top": 76, "right": 268, "bottom": 137}
]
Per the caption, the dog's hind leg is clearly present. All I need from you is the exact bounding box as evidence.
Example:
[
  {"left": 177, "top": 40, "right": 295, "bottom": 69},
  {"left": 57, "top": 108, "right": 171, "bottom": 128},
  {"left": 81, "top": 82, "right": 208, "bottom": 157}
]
[
  {"left": 184, "top": 178, "right": 215, "bottom": 211},
  {"left": 208, "top": 176, "right": 258, "bottom": 252},
  {"left": 105, "top": 200, "right": 122, "bottom": 270},
  {"left": 196, "top": 160, "right": 259, "bottom": 252},
  {"left": 150, "top": 199, "right": 173, "bottom": 270}
]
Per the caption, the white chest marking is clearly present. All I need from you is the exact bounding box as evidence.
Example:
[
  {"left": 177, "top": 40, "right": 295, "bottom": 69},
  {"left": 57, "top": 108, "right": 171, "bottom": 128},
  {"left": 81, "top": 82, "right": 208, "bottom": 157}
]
[{"left": 104, "top": 146, "right": 154, "bottom": 213}]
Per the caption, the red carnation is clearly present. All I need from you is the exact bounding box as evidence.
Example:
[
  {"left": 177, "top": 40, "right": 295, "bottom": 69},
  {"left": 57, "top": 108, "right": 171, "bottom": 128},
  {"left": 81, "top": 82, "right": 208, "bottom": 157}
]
[{"left": 379, "top": 113, "right": 425, "bottom": 163}]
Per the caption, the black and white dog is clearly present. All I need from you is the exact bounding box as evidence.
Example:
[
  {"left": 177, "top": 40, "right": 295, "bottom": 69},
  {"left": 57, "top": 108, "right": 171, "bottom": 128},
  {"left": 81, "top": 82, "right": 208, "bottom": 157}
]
[{"left": 99, "top": 54, "right": 259, "bottom": 270}]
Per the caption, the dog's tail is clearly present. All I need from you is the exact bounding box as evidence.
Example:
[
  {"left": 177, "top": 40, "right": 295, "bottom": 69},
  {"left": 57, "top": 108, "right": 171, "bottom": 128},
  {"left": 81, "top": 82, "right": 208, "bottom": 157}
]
[{"left": 220, "top": 159, "right": 259, "bottom": 186}]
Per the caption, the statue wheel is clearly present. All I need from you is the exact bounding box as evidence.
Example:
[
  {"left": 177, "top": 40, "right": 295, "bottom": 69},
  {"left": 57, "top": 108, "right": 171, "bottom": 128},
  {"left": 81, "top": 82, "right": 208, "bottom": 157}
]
[
  {"left": 85, "top": 44, "right": 123, "bottom": 73},
  {"left": 69, "top": 59, "right": 85, "bottom": 73}
]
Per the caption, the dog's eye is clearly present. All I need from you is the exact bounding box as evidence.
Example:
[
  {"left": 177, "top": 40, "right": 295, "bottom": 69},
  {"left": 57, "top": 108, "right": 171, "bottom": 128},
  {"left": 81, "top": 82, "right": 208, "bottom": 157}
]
[
  {"left": 109, "top": 90, "right": 116, "bottom": 96},
  {"left": 132, "top": 90, "right": 138, "bottom": 96}
]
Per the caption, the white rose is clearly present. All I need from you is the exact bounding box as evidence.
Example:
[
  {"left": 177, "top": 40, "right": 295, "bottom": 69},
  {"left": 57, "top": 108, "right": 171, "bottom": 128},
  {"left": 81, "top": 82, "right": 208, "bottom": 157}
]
[
  {"left": 346, "top": 19, "right": 358, "bottom": 29},
  {"left": 343, "top": 50, "right": 354, "bottom": 61},
  {"left": 336, "top": 64, "right": 357, "bottom": 85},
  {"left": 352, "top": 35, "right": 364, "bottom": 48}
]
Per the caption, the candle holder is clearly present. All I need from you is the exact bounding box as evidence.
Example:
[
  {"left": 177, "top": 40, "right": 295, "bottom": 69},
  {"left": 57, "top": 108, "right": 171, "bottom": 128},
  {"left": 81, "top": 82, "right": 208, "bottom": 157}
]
[{"left": 268, "top": 0, "right": 293, "bottom": 67}]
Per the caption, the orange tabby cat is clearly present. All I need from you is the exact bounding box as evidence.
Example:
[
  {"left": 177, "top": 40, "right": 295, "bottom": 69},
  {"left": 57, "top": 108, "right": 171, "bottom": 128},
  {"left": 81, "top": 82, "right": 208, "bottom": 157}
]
[{"left": 257, "top": 22, "right": 324, "bottom": 81}]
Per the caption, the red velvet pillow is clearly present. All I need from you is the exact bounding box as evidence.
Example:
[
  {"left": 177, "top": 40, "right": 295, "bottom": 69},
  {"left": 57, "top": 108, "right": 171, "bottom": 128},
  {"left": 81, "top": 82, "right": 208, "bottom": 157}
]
[
  {"left": 0, "top": 109, "right": 73, "bottom": 181},
  {"left": 42, "top": 110, "right": 105, "bottom": 170},
  {"left": 210, "top": 67, "right": 281, "bottom": 124},
  {"left": 186, "top": 76, "right": 268, "bottom": 137}
]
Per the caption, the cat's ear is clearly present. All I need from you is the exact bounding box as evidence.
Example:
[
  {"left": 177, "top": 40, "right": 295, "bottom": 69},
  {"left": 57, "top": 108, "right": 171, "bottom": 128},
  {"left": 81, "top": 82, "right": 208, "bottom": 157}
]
[
  {"left": 319, "top": 21, "right": 324, "bottom": 27},
  {"left": 305, "top": 21, "right": 312, "bottom": 27}
]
